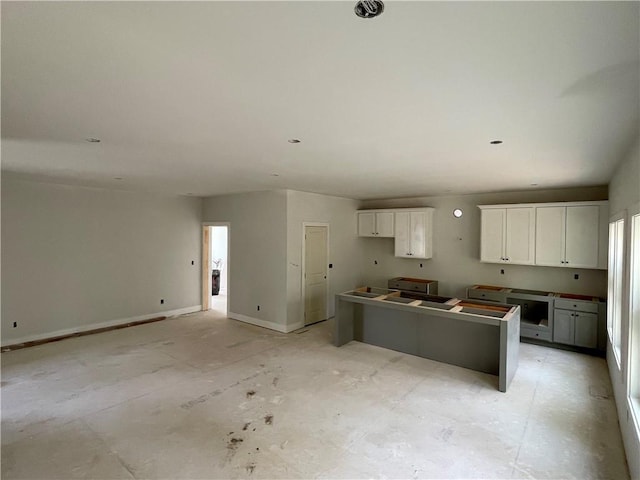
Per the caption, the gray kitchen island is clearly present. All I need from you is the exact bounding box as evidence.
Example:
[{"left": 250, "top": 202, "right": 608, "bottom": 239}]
[{"left": 335, "top": 287, "right": 520, "bottom": 392}]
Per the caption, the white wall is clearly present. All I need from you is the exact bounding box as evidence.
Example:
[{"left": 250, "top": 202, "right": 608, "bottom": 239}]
[
  {"left": 359, "top": 186, "right": 609, "bottom": 299},
  {"left": 608, "top": 137, "right": 640, "bottom": 480},
  {"left": 1, "top": 176, "right": 203, "bottom": 345},
  {"left": 202, "top": 190, "right": 288, "bottom": 331},
  {"left": 286, "top": 190, "right": 361, "bottom": 330}
]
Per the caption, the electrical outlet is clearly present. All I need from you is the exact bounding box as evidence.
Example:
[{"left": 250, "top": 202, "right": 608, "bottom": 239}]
[
  {"left": 374, "top": 260, "right": 378, "bottom": 265},
  {"left": 257, "top": 305, "right": 260, "bottom": 311},
  {"left": 13, "top": 322, "right": 17, "bottom": 328},
  {"left": 191, "top": 260, "right": 195, "bottom": 265},
  {"left": 419, "top": 263, "right": 423, "bottom": 268},
  {"left": 161, "top": 299, "right": 165, "bottom": 304},
  {"left": 500, "top": 269, "right": 505, "bottom": 274},
  {"left": 574, "top": 274, "right": 579, "bottom": 280}
]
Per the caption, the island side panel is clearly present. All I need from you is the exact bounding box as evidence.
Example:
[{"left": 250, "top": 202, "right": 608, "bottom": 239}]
[
  {"left": 499, "top": 309, "right": 521, "bottom": 392},
  {"left": 416, "top": 313, "right": 500, "bottom": 376},
  {"left": 358, "top": 304, "right": 419, "bottom": 355},
  {"left": 335, "top": 296, "right": 357, "bottom": 346}
]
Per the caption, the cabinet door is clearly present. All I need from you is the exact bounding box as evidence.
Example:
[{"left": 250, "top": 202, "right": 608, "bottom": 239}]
[
  {"left": 394, "top": 212, "right": 411, "bottom": 257},
  {"left": 565, "top": 205, "right": 599, "bottom": 269},
  {"left": 480, "top": 209, "right": 505, "bottom": 263},
  {"left": 574, "top": 312, "right": 598, "bottom": 348},
  {"left": 505, "top": 208, "right": 535, "bottom": 265},
  {"left": 553, "top": 309, "right": 575, "bottom": 345},
  {"left": 376, "top": 212, "right": 395, "bottom": 237},
  {"left": 409, "top": 211, "right": 426, "bottom": 258},
  {"left": 536, "top": 207, "right": 565, "bottom": 267},
  {"left": 358, "top": 212, "right": 376, "bottom": 237}
]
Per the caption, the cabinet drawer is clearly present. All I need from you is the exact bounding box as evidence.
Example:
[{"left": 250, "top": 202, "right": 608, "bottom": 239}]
[
  {"left": 520, "top": 327, "right": 552, "bottom": 342},
  {"left": 554, "top": 298, "right": 599, "bottom": 313},
  {"left": 467, "top": 289, "right": 506, "bottom": 302},
  {"left": 393, "top": 280, "right": 428, "bottom": 293}
]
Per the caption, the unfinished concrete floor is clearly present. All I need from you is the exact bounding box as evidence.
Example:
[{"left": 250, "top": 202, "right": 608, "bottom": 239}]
[{"left": 1, "top": 310, "right": 629, "bottom": 479}]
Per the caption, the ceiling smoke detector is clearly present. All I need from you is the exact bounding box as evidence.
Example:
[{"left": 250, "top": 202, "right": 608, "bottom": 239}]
[{"left": 355, "top": 0, "right": 384, "bottom": 19}]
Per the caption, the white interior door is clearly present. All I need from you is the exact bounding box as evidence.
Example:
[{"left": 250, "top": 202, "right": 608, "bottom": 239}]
[{"left": 304, "top": 225, "right": 328, "bottom": 325}]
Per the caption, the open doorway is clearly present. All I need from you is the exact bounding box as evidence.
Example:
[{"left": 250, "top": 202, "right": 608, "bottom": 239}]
[{"left": 202, "top": 224, "right": 229, "bottom": 315}]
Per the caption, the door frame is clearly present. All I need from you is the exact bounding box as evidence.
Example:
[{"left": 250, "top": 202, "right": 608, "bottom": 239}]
[
  {"left": 202, "top": 222, "right": 230, "bottom": 315},
  {"left": 301, "top": 222, "right": 330, "bottom": 325}
]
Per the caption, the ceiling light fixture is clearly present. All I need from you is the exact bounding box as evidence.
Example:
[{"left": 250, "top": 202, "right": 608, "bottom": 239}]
[
  {"left": 85, "top": 137, "right": 101, "bottom": 143},
  {"left": 355, "top": 0, "right": 384, "bottom": 18},
  {"left": 490, "top": 140, "right": 503, "bottom": 145},
  {"left": 288, "top": 139, "right": 301, "bottom": 144}
]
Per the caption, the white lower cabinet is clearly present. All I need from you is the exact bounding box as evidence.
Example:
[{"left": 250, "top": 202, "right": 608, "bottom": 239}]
[{"left": 394, "top": 209, "right": 433, "bottom": 259}]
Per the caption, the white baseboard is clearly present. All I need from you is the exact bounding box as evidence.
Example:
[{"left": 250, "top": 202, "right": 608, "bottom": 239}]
[
  {"left": 1, "top": 305, "right": 202, "bottom": 347},
  {"left": 228, "top": 312, "right": 301, "bottom": 334}
]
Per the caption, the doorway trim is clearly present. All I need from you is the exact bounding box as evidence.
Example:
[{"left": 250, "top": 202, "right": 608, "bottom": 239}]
[
  {"left": 301, "top": 222, "right": 330, "bottom": 326},
  {"left": 202, "top": 222, "right": 230, "bottom": 315}
]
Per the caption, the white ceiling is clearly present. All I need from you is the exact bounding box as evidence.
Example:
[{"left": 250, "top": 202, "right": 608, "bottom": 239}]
[{"left": 2, "top": 1, "right": 639, "bottom": 199}]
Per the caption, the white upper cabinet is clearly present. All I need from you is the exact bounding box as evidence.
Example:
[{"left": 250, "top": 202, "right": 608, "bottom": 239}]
[
  {"left": 564, "top": 205, "right": 600, "bottom": 268},
  {"left": 535, "top": 204, "right": 601, "bottom": 269},
  {"left": 480, "top": 209, "right": 505, "bottom": 263},
  {"left": 480, "top": 207, "right": 535, "bottom": 265},
  {"left": 535, "top": 206, "right": 565, "bottom": 267},
  {"left": 480, "top": 201, "right": 607, "bottom": 270},
  {"left": 376, "top": 212, "right": 395, "bottom": 237},
  {"left": 394, "top": 209, "right": 433, "bottom": 259},
  {"left": 357, "top": 210, "right": 394, "bottom": 237},
  {"left": 506, "top": 208, "right": 536, "bottom": 264}
]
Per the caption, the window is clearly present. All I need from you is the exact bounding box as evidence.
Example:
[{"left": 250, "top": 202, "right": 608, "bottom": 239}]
[
  {"left": 628, "top": 209, "right": 640, "bottom": 427},
  {"left": 608, "top": 217, "right": 625, "bottom": 366}
]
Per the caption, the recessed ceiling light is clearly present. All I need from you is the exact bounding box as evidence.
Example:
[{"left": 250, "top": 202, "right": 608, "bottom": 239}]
[
  {"left": 453, "top": 208, "right": 463, "bottom": 218},
  {"left": 86, "top": 137, "right": 101, "bottom": 143},
  {"left": 355, "top": 0, "right": 384, "bottom": 18},
  {"left": 490, "top": 140, "right": 503, "bottom": 145},
  {"left": 288, "top": 139, "right": 301, "bottom": 144}
]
